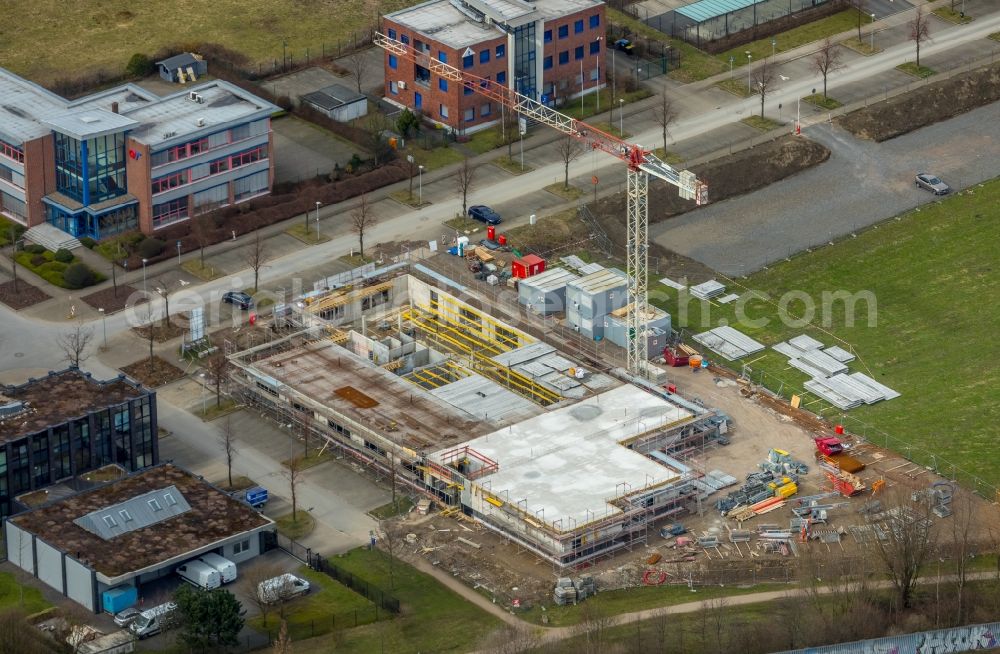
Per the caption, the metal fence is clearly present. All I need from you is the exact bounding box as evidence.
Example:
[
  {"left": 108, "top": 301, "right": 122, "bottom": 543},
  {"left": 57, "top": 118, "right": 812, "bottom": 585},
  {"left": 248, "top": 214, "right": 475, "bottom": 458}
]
[{"left": 312, "top": 554, "right": 401, "bottom": 614}]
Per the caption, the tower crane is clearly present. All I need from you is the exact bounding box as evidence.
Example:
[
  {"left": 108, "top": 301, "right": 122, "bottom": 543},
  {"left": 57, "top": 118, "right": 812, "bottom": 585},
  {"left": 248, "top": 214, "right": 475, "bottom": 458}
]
[{"left": 375, "top": 32, "right": 708, "bottom": 376}]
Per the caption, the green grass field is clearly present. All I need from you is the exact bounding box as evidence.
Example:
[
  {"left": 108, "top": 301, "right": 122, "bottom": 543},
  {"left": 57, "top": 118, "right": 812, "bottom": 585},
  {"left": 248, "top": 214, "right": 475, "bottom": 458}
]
[
  {"left": 294, "top": 548, "right": 501, "bottom": 653},
  {"left": 653, "top": 180, "right": 1000, "bottom": 491},
  {"left": 0, "top": 571, "right": 52, "bottom": 614},
  {"left": 717, "top": 9, "right": 865, "bottom": 65},
  {"left": 2, "top": 0, "right": 412, "bottom": 83}
]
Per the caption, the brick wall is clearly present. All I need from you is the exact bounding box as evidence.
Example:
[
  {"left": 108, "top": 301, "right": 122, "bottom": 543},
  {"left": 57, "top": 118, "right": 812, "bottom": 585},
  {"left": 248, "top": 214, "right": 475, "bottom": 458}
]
[
  {"left": 21, "top": 134, "right": 55, "bottom": 228},
  {"left": 125, "top": 139, "right": 154, "bottom": 234},
  {"left": 541, "top": 5, "right": 606, "bottom": 108}
]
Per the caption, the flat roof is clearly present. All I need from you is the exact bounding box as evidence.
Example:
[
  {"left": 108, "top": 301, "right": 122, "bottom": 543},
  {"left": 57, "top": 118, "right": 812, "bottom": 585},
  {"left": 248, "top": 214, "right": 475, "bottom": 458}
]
[
  {"left": 0, "top": 370, "right": 147, "bottom": 444},
  {"left": 45, "top": 109, "right": 139, "bottom": 141},
  {"left": 10, "top": 464, "right": 270, "bottom": 578},
  {"left": 125, "top": 80, "right": 278, "bottom": 148},
  {"left": 246, "top": 341, "right": 482, "bottom": 451},
  {"left": 676, "top": 0, "right": 757, "bottom": 23},
  {"left": 68, "top": 84, "right": 159, "bottom": 114},
  {"left": 427, "top": 374, "right": 540, "bottom": 423},
  {"left": 520, "top": 267, "right": 578, "bottom": 293},
  {"left": 157, "top": 53, "right": 200, "bottom": 70},
  {"left": 386, "top": 0, "right": 602, "bottom": 48},
  {"left": 434, "top": 385, "right": 693, "bottom": 529},
  {"left": 301, "top": 84, "right": 367, "bottom": 111},
  {"left": 568, "top": 268, "right": 626, "bottom": 294},
  {"left": 0, "top": 68, "right": 71, "bottom": 144}
]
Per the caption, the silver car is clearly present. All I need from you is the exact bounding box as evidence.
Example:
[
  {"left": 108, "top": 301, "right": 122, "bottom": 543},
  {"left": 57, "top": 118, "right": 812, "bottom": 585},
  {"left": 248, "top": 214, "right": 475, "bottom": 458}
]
[
  {"left": 113, "top": 607, "right": 142, "bottom": 627},
  {"left": 915, "top": 173, "right": 950, "bottom": 195}
]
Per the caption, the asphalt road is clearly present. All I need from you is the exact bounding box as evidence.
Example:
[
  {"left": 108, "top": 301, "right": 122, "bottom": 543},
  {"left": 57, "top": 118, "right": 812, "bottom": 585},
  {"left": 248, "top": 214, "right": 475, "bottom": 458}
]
[{"left": 651, "top": 101, "right": 1000, "bottom": 275}]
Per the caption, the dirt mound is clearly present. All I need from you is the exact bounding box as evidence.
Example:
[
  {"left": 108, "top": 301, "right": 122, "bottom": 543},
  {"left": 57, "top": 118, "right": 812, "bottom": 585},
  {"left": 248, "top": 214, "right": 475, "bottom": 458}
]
[
  {"left": 836, "top": 62, "right": 1000, "bottom": 142},
  {"left": 590, "top": 135, "right": 830, "bottom": 280}
]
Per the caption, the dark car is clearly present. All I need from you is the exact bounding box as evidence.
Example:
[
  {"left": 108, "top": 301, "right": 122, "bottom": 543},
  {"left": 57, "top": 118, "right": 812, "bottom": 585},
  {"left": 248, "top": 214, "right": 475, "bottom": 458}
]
[
  {"left": 222, "top": 291, "right": 254, "bottom": 310},
  {"left": 915, "top": 173, "right": 950, "bottom": 195},
  {"left": 613, "top": 38, "right": 635, "bottom": 55},
  {"left": 469, "top": 205, "right": 502, "bottom": 225}
]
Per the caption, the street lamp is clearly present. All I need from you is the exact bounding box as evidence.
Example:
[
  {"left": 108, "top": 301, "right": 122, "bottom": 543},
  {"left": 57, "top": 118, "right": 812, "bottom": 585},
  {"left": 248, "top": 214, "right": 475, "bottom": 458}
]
[
  {"left": 870, "top": 14, "right": 876, "bottom": 51},
  {"left": 141, "top": 258, "right": 148, "bottom": 295},
  {"left": 200, "top": 372, "right": 207, "bottom": 414},
  {"left": 596, "top": 37, "right": 603, "bottom": 112},
  {"left": 580, "top": 60, "right": 585, "bottom": 112},
  {"left": 418, "top": 165, "right": 424, "bottom": 205},
  {"left": 98, "top": 308, "right": 107, "bottom": 349},
  {"left": 746, "top": 52, "right": 753, "bottom": 93},
  {"left": 729, "top": 55, "right": 734, "bottom": 79},
  {"left": 618, "top": 98, "right": 624, "bottom": 135},
  {"left": 176, "top": 240, "right": 181, "bottom": 265},
  {"left": 282, "top": 38, "right": 288, "bottom": 72},
  {"left": 771, "top": 38, "right": 776, "bottom": 59},
  {"left": 314, "top": 201, "right": 321, "bottom": 239}
]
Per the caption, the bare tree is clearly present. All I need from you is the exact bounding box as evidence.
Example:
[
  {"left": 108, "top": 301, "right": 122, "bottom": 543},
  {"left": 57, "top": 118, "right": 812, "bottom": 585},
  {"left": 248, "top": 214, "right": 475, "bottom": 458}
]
[
  {"left": 909, "top": 6, "right": 931, "bottom": 67},
  {"left": 203, "top": 353, "right": 231, "bottom": 408},
  {"left": 651, "top": 90, "right": 677, "bottom": 154},
  {"left": 284, "top": 456, "right": 303, "bottom": 522},
  {"left": 752, "top": 60, "right": 776, "bottom": 118},
  {"left": 220, "top": 415, "right": 238, "bottom": 488},
  {"left": 350, "top": 193, "right": 376, "bottom": 258},
  {"left": 346, "top": 50, "right": 371, "bottom": 94},
  {"left": 382, "top": 519, "right": 397, "bottom": 590},
  {"left": 949, "top": 489, "right": 976, "bottom": 625},
  {"left": 140, "top": 305, "right": 156, "bottom": 366},
  {"left": 57, "top": 321, "right": 94, "bottom": 368},
  {"left": 7, "top": 226, "right": 18, "bottom": 294},
  {"left": 152, "top": 278, "right": 176, "bottom": 327},
  {"left": 272, "top": 619, "right": 292, "bottom": 654},
  {"left": 556, "top": 136, "right": 584, "bottom": 190},
  {"left": 849, "top": 0, "right": 867, "bottom": 42},
  {"left": 242, "top": 228, "right": 268, "bottom": 292},
  {"left": 478, "top": 624, "right": 541, "bottom": 654},
  {"left": 191, "top": 214, "right": 211, "bottom": 267},
  {"left": 811, "top": 39, "right": 845, "bottom": 100},
  {"left": 576, "top": 602, "right": 614, "bottom": 654},
  {"left": 241, "top": 563, "right": 284, "bottom": 629},
  {"left": 365, "top": 111, "right": 394, "bottom": 167},
  {"left": 0, "top": 608, "right": 57, "bottom": 654},
  {"left": 455, "top": 157, "right": 478, "bottom": 218},
  {"left": 871, "top": 491, "right": 937, "bottom": 609}
]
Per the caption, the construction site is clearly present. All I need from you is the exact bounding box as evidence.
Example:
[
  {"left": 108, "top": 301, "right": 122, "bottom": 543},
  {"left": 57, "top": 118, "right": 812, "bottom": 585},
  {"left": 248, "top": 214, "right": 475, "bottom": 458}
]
[{"left": 227, "top": 266, "right": 730, "bottom": 570}]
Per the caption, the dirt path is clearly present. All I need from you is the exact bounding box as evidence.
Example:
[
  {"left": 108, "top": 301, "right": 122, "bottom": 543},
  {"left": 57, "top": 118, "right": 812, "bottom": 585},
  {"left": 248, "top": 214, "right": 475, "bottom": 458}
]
[{"left": 409, "top": 557, "right": 523, "bottom": 628}]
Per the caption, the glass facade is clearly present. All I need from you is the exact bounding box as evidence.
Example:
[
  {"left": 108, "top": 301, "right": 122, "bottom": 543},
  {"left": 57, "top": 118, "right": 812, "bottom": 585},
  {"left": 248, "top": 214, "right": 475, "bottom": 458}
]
[
  {"left": 46, "top": 202, "right": 137, "bottom": 240},
  {"left": 54, "top": 132, "right": 127, "bottom": 205},
  {"left": 0, "top": 392, "right": 157, "bottom": 519},
  {"left": 513, "top": 23, "right": 537, "bottom": 99}
]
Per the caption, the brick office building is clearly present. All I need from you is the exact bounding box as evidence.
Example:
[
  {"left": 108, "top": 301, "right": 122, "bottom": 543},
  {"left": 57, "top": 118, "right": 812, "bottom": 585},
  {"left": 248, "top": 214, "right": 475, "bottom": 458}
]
[
  {"left": 0, "top": 68, "right": 277, "bottom": 240},
  {"left": 382, "top": 0, "right": 606, "bottom": 134}
]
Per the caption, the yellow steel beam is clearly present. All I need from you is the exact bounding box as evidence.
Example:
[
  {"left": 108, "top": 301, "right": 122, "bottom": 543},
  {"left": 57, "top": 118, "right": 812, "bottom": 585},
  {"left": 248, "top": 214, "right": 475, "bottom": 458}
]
[
  {"left": 418, "top": 300, "right": 520, "bottom": 352},
  {"left": 434, "top": 295, "right": 535, "bottom": 348},
  {"left": 410, "top": 306, "right": 504, "bottom": 356},
  {"left": 309, "top": 280, "right": 394, "bottom": 314}
]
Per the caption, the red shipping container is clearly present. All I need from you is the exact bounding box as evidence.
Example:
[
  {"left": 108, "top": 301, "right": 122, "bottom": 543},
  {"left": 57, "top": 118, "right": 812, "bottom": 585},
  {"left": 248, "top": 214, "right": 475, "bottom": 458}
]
[{"left": 511, "top": 254, "right": 546, "bottom": 279}]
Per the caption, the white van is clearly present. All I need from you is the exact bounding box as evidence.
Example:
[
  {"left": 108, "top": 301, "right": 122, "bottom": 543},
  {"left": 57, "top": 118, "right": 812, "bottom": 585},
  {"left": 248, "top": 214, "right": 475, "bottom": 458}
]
[
  {"left": 257, "top": 573, "right": 311, "bottom": 604},
  {"left": 198, "top": 552, "right": 237, "bottom": 584},
  {"left": 176, "top": 560, "right": 222, "bottom": 590}
]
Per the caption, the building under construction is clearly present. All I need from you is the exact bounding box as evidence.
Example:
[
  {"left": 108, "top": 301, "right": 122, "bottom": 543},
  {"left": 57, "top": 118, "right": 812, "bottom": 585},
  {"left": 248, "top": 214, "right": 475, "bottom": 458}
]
[{"left": 228, "top": 268, "right": 725, "bottom": 567}]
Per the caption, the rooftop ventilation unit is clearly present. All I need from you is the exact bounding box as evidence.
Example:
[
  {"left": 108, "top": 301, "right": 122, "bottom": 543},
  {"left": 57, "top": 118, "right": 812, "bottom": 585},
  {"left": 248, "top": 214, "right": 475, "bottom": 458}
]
[
  {"left": 196, "top": 118, "right": 205, "bottom": 127},
  {"left": 0, "top": 400, "right": 25, "bottom": 419}
]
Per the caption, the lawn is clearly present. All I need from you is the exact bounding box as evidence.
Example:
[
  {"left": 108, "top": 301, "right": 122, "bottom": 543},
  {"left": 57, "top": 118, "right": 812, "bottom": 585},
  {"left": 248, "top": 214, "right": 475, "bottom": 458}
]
[
  {"left": 897, "top": 62, "right": 936, "bottom": 79},
  {"left": 368, "top": 496, "right": 414, "bottom": 520},
  {"left": 294, "top": 548, "right": 501, "bottom": 653},
  {"left": 544, "top": 182, "right": 584, "bottom": 201},
  {"left": 493, "top": 155, "right": 534, "bottom": 175},
  {"left": 559, "top": 88, "right": 651, "bottom": 122},
  {"left": 275, "top": 510, "right": 316, "bottom": 541},
  {"left": 933, "top": 7, "right": 973, "bottom": 24},
  {"left": 249, "top": 566, "right": 380, "bottom": 642},
  {"left": 717, "top": 9, "right": 865, "bottom": 65},
  {"left": 741, "top": 115, "right": 783, "bottom": 131},
  {"left": 653, "top": 179, "right": 1000, "bottom": 490},
  {"left": 0, "top": 216, "right": 25, "bottom": 246},
  {"left": 804, "top": 93, "right": 843, "bottom": 110},
  {"left": 14, "top": 248, "right": 105, "bottom": 289},
  {"left": 285, "top": 223, "right": 331, "bottom": 245},
  {"left": 408, "top": 144, "right": 465, "bottom": 171},
  {"left": 2, "top": 0, "right": 415, "bottom": 84},
  {"left": 181, "top": 259, "right": 224, "bottom": 281},
  {"left": 0, "top": 571, "right": 52, "bottom": 614}
]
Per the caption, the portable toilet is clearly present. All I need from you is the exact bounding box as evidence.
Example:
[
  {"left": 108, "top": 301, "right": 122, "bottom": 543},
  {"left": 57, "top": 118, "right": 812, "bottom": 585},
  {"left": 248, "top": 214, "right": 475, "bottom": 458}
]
[{"left": 102, "top": 585, "right": 138, "bottom": 614}]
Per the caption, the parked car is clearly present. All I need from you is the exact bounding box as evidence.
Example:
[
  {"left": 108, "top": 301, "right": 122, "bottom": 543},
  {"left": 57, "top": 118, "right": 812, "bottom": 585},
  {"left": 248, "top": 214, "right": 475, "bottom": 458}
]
[
  {"left": 469, "top": 205, "right": 502, "bottom": 225},
  {"left": 177, "top": 560, "right": 222, "bottom": 590},
  {"left": 613, "top": 38, "right": 635, "bottom": 55},
  {"left": 257, "top": 573, "right": 311, "bottom": 604},
  {"left": 222, "top": 291, "right": 254, "bottom": 310},
  {"left": 113, "top": 607, "right": 143, "bottom": 628},
  {"left": 915, "top": 173, "right": 950, "bottom": 195},
  {"left": 197, "top": 552, "right": 238, "bottom": 584},
  {"left": 130, "top": 602, "right": 179, "bottom": 639}
]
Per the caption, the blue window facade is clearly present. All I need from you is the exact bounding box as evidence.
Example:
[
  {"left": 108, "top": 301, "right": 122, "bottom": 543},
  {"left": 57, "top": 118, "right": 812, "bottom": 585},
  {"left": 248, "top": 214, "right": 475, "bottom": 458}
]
[
  {"left": 414, "top": 92, "right": 422, "bottom": 109},
  {"left": 575, "top": 46, "right": 584, "bottom": 60},
  {"left": 497, "top": 71, "right": 506, "bottom": 84},
  {"left": 590, "top": 40, "right": 601, "bottom": 54},
  {"left": 559, "top": 51, "right": 569, "bottom": 65},
  {"left": 574, "top": 19, "right": 584, "bottom": 33},
  {"left": 590, "top": 14, "right": 600, "bottom": 29},
  {"left": 544, "top": 29, "right": 552, "bottom": 43},
  {"left": 464, "top": 83, "right": 473, "bottom": 95},
  {"left": 388, "top": 28, "right": 397, "bottom": 39},
  {"left": 496, "top": 44, "right": 505, "bottom": 58},
  {"left": 480, "top": 49, "right": 490, "bottom": 64},
  {"left": 463, "top": 54, "right": 474, "bottom": 68},
  {"left": 513, "top": 22, "right": 537, "bottom": 99},
  {"left": 401, "top": 34, "right": 409, "bottom": 44},
  {"left": 54, "top": 131, "right": 127, "bottom": 206},
  {"left": 558, "top": 25, "right": 568, "bottom": 39},
  {"left": 544, "top": 55, "right": 553, "bottom": 70},
  {"left": 438, "top": 51, "right": 448, "bottom": 64},
  {"left": 389, "top": 54, "right": 398, "bottom": 69},
  {"left": 439, "top": 78, "right": 448, "bottom": 92}
]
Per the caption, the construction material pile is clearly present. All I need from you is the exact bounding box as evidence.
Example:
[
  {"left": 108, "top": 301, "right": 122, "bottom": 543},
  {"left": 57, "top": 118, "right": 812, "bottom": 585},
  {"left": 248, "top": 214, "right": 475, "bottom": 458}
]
[
  {"left": 689, "top": 280, "right": 726, "bottom": 300},
  {"left": 716, "top": 449, "right": 805, "bottom": 519},
  {"left": 553, "top": 575, "right": 596, "bottom": 605},
  {"left": 693, "top": 325, "right": 765, "bottom": 360}
]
